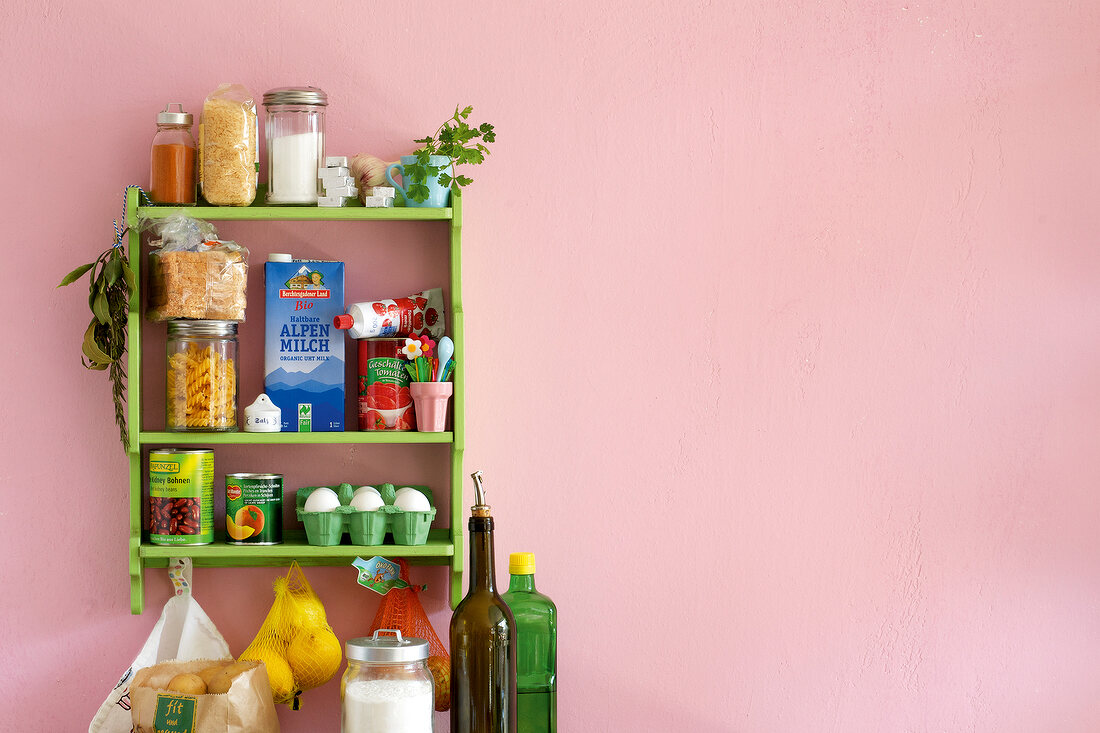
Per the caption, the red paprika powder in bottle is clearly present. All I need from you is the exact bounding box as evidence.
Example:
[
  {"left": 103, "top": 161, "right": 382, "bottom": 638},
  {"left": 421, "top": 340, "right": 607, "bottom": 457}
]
[{"left": 150, "top": 103, "right": 196, "bottom": 205}]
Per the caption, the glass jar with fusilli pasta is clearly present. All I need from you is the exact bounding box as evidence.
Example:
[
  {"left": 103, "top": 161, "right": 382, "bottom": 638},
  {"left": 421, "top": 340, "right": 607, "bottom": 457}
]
[{"left": 166, "top": 320, "right": 239, "bottom": 431}]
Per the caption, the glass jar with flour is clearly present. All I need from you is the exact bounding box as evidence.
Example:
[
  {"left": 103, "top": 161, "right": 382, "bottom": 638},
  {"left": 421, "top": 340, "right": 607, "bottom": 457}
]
[
  {"left": 341, "top": 630, "right": 434, "bottom": 733},
  {"left": 262, "top": 86, "right": 327, "bottom": 204}
]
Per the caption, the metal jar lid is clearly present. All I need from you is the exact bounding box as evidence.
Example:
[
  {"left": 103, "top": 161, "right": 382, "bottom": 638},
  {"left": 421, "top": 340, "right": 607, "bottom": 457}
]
[
  {"left": 149, "top": 448, "right": 213, "bottom": 456},
  {"left": 167, "top": 319, "right": 238, "bottom": 338},
  {"left": 346, "top": 629, "right": 429, "bottom": 663},
  {"left": 263, "top": 86, "right": 328, "bottom": 107},
  {"left": 156, "top": 103, "right": 193, "bottom": 125}
]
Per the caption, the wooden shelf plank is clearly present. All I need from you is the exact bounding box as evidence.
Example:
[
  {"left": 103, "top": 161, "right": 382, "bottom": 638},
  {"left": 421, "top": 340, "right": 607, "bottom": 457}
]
[
  {"left": 137, "top": 431, "right": 452, "bottom": 446},
  {"left": 140, "top": 529, "right": 454, "bottom": 567},
  {"left": 136, "top": 186, "right": 453, "bottom": 221}
]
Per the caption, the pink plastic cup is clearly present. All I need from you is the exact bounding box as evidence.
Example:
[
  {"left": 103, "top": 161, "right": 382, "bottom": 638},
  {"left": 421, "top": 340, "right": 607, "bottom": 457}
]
[{"left": 410, "top": 382, "right": 453, "bottom": 432}]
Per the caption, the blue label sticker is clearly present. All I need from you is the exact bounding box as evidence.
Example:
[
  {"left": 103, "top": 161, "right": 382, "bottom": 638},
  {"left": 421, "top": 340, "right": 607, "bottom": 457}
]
[{"left": 353, "top": 556, "right": 410, "bottom": 595}]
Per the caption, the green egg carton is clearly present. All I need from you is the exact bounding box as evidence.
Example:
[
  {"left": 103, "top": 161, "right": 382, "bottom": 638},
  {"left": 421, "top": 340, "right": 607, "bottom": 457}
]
[{"left": 295, "top": 482, "right": 437, "bottom": 546}]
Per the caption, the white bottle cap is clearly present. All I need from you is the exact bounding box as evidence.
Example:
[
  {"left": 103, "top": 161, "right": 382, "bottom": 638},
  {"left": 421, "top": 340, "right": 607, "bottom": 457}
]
[
  {"left": 268, "top": 253, "right": 292, "bottom": 262},
  {"left": 244, "top": 393, "right": 282, "bottom": 432}
]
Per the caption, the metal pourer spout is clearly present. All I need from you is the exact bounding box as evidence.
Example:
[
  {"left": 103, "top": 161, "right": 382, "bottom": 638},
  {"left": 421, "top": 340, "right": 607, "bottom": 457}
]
[{"left": 470, "top": 470, "right": 491, "bottom": 518}]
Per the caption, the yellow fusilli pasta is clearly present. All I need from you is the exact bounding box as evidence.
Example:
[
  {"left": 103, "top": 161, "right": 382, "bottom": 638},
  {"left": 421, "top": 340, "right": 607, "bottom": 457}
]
[{"left": 167, "top": 344, "right": 237, "bottom": 430}]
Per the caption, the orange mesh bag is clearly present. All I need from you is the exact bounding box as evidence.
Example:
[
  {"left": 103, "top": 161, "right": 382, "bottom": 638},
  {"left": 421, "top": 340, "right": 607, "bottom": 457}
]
[
  {"left": 240, "top": 561, "right": 342, "bottom": 709},
  {"left": 368, "top": 559, "right": 451, "bottom": 711}
]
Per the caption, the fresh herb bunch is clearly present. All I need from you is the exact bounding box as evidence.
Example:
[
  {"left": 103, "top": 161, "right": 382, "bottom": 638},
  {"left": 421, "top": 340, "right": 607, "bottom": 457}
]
[
  {"left": 405, "top": 105, "right": 496, "bottom": 203},
  {"left": 58, "top": 243, "right": 135, "bottom": 452}
]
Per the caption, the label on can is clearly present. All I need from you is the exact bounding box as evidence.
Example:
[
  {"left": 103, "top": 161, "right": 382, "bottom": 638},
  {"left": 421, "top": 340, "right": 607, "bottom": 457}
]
[
  {"left": 225, "top": 473, "right": 283, "bottom": 544},
  {"left": 149, "top": 449, "right": 214, "bottom": 545},
  {"left": 358, "top": 338, "right": 416, "bottom": 431}
]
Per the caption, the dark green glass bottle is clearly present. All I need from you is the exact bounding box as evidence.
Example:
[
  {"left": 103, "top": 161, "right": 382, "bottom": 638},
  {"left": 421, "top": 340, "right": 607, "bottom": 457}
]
[
  {"left": 451, "top": 472, "right": 517, "bottom": 733},
  {"left": 502, "top": 552, "right": 557, "bottom": 733}
]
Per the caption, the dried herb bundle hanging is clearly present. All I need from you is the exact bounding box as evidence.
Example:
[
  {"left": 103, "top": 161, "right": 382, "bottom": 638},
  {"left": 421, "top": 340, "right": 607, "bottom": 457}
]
[{"left": 59, "top": 237, "right": 135, "bottom": 452}]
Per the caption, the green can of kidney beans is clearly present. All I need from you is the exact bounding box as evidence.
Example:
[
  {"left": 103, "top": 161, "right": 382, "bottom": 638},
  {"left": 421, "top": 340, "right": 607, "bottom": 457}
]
[
  {"left": 148, "top": 449, "right": 214, "bottom": 545},
  {"left": 225, "top": 473, "right": 283, "bottom": 545}
]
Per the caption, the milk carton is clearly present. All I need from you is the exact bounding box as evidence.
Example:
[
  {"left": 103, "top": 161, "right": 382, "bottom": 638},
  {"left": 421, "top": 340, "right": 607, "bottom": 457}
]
[{"left": 264, "top": 257, "right": 345, "bottom": 431}]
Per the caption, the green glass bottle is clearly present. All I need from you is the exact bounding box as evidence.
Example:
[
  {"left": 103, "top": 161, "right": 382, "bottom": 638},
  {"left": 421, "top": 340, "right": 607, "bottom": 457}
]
[
  {"left": 502, "top": 552, "right": 557, "bottom": 733},
  {"left": 451, "top": 471, "right": 517, "bottom": 733}
]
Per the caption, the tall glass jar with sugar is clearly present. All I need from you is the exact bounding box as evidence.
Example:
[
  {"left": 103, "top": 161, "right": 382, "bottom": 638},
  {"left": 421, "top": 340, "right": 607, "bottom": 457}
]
[{"left": 263, "top": 87, "right": 327, "bottom": 204}]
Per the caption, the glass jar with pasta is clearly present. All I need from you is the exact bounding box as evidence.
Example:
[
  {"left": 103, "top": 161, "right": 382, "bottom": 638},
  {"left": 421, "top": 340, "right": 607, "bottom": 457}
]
[{"left": 166, "top": 320, "right": 239, "bottom": 432}]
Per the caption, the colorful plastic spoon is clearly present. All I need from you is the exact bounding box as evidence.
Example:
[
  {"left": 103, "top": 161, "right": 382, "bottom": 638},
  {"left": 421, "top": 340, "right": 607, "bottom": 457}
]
[{"left": 436, "top": 337, "right": 454, "bottom": 381}]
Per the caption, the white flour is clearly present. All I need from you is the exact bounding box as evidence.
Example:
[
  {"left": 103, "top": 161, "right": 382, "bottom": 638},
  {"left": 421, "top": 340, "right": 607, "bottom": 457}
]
[{"left": 342, "top": 677, "right": 433, "bottom": 733}]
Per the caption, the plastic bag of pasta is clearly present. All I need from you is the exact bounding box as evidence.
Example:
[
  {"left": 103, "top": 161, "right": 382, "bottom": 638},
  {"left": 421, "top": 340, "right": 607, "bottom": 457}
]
[
  {"left": 239, "top": 562, "right": 343, "bottom": 709},
  {"left": 143, "top": 212, "right": 249, "bottom": 321},
  {"left": 199, "top": 83, "right": 258, "bottom": 206}
]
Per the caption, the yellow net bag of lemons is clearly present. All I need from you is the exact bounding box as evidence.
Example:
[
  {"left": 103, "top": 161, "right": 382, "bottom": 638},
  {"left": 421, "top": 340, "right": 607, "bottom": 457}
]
[{"left": 239, "top": 561, "right": 342, "bottom": 709}]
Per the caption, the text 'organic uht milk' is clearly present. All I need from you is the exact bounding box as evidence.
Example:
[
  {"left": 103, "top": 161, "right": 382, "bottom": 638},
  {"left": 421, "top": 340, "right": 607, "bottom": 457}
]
[{"left": 264, "top": 255, "right": 345, "bottom": 431}]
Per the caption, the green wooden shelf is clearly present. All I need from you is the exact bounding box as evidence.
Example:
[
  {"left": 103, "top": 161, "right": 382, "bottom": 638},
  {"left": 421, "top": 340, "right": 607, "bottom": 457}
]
[
  {"left": 138, "top": 431, "right": 453, "bottom": 445},
  {"left": 140, "top": 529, "right": 455, "bottom": 566},
  {"left": 137, "top": 185, "right": 452, "bottom": 221},
  {"left": 124, "top": 188, "right": 466, "bottom": 615}
]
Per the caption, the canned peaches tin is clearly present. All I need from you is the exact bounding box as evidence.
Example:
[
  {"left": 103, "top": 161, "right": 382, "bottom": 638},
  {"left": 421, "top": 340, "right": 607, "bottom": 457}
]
[{"left": 225, "top": 473, "right": 283, "bottom": 545}]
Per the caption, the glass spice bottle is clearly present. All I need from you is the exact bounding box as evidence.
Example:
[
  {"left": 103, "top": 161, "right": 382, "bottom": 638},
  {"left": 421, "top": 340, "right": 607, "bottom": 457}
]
[{"left": 150, "top": 103, "right": 197, "bottom": 205}]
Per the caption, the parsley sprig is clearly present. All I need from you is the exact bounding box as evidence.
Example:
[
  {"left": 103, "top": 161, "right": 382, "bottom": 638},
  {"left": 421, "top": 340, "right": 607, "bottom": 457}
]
[{"left": 405, "top": 105, "right": 496, "bottom": 203}]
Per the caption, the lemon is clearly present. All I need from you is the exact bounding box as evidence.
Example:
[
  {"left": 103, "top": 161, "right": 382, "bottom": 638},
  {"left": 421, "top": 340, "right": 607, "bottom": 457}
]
[
  {"left": 240, "top": 649, "right": 296, "bottom": 703},
  {"left": 285, "top": 627, "right": 342, "bottom": 690},
  {"left": 288, "top": 593, "right": 329, "bottom": 634},
  {"left": 273, "top": 587, "right": 329, "bottom": 641}
]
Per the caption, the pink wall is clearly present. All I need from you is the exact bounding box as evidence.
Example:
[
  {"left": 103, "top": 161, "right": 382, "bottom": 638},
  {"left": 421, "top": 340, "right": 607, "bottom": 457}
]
[{"left": 2, "top": 1, "right": 1098, "bottom": 730}]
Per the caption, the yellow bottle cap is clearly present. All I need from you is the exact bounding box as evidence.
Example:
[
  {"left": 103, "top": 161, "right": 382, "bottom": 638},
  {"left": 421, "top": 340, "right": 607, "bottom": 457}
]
[{"left": 509, "top": 552, "right": 536, "bottom": 575}]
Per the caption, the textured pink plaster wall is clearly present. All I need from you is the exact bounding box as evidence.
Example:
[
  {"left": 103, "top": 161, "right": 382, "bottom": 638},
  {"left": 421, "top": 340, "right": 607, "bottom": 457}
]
[{"left": 1, "top": 1, "right": 1098, "bottom": 731}]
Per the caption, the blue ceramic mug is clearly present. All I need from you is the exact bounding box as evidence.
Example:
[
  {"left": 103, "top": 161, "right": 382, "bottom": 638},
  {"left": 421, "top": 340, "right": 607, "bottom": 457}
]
[{"left": 385, "top": 155, "right": 453, "bottom": 208}]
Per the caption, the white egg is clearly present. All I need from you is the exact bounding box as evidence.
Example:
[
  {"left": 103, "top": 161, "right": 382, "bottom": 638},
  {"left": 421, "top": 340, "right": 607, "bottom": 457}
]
[
  {"left": 303, "top": 487, "right": 342, "bottom": 512},
  {"left": 350, "top": 491, "right": 385, "bottom": 511},
  {"left": 354, "top": 485, "right": 381, "bottom": 499},
  {"left": 393, "top": 488, "right": 430, "bottom": 512}
]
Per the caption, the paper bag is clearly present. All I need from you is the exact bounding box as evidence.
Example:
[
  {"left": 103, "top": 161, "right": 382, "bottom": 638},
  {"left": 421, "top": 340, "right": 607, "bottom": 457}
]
[
  {"left": 130, "top": 659, "right": 280, "bottom": 733},
  {"left": 89, "top": 559, "right": 231, "bottom": 732}
]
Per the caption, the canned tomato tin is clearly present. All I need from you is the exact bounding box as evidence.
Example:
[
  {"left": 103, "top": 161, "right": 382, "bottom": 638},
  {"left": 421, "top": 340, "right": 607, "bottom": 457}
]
[
  {"left": 148, "top": 448, "right": 214, "bottom": 545},
  {"left": 358, "top": 337, "right": 416, "bottom": 431},
  {"left": 225, "top": 473, "right": 283, "bottom": 544}
]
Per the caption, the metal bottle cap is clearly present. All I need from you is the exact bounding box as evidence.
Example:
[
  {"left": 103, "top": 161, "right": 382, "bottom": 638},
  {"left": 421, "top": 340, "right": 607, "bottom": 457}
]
[{"left": 156, "top": 103, "right": 193, "bottom": 126}]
